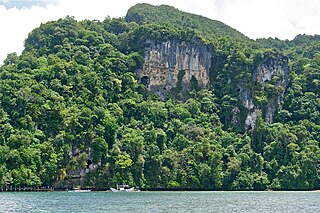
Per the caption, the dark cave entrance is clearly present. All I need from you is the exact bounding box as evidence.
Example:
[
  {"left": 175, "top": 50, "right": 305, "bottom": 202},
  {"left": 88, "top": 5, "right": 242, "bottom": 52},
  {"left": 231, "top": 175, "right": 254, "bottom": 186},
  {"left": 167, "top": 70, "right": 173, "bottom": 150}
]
[{"left": 140, "top": 76, "right": 150, "bottom": 87}]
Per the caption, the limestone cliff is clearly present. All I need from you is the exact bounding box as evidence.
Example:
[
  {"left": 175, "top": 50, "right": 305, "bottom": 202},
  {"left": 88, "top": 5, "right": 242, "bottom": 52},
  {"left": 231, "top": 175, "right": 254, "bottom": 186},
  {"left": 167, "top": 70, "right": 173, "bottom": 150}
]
[
  {"left": 138, "top": 38, "right": 212, "bottom": 98},
  {"left": 138, "top": 38, "right": 289, "bottom": 130},
  {"left": 253, "top": 57, "right": 289, "bottom": 87},
  {"left": 244, "top": 55, "right": 289, "bottom": 129}
]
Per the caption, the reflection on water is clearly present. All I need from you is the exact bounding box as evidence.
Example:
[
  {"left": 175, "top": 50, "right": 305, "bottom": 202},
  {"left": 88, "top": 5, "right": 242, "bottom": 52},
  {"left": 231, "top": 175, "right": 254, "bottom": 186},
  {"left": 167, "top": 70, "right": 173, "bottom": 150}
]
[{"left": 0, "top": 191, "right": 319, "bottom": 213}]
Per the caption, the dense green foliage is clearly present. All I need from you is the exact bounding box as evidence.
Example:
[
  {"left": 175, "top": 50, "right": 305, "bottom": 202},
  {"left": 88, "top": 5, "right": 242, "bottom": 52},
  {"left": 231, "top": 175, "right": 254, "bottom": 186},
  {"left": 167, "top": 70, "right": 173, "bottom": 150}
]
[
  {"left": 126, "top": 3, "right": 250, "bottom": 42},
  {"left": 0, "top": 4, "right": 319, "bottom": 190}
]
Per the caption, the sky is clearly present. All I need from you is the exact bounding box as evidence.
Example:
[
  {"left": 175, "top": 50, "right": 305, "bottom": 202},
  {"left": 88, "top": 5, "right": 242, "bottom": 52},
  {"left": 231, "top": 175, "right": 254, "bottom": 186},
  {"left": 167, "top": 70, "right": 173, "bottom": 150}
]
[{"left": 1, "top": 0, "right": 320, "bottom": 64}]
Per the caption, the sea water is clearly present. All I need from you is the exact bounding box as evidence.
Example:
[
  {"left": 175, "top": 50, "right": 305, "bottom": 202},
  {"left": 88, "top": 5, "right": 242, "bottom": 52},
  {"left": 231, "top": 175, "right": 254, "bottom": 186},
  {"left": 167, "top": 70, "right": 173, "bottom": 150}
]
[{"left": 0, "top": 191, "right": 319, "bottom": 212}]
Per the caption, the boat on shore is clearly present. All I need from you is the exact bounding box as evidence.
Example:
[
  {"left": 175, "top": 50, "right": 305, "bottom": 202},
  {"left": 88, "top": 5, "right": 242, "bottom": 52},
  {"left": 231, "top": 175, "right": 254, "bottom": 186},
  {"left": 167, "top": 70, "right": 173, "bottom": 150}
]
[
  {"left": 67, "top": 188, "right": 91, "bottom": 192},
  {"left": 110, "top": 184, "right": 135, "bottom": 192}
]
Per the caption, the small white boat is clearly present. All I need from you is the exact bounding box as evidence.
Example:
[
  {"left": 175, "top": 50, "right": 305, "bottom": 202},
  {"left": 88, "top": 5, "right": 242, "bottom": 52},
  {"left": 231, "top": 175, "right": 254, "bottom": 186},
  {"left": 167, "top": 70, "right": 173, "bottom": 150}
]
[
  {"left": 110, "top": 184, "right": 135, "bottom": 192},
  {"left": 67, "top": 189, "right": 91, "bottom": 192}
]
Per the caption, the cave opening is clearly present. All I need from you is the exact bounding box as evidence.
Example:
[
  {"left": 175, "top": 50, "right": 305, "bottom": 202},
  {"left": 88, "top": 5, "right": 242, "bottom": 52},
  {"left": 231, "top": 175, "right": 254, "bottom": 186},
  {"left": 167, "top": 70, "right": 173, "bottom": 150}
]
[{"left": 140, "top": 76, "right": 150, "bottom": 87}]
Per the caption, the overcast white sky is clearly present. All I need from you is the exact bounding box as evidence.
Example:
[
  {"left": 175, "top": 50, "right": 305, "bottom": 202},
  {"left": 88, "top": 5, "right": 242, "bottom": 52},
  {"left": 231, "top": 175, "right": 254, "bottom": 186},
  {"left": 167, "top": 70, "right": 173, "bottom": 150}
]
[{"left": 1, "top": 0, "right": 320, "bottom": 64}]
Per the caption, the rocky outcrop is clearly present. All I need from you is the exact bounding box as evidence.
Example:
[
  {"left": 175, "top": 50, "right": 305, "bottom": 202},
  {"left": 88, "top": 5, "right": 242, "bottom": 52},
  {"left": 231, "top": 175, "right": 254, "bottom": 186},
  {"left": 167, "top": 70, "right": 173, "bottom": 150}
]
[
  {"left": 138, "top": 39, "right": 212, "bottom": 99},
  {"left": 255, "top": 56, "right": 289, "bottom": 122},
  {"left": 244, "top": 56, "right": 289, "bottom": 129},
  {"left": 139, "top": 37, "right": 289, "bottom": 130},
  {"left": 253, "top": 56, "right": 289, "bottom": 88}
]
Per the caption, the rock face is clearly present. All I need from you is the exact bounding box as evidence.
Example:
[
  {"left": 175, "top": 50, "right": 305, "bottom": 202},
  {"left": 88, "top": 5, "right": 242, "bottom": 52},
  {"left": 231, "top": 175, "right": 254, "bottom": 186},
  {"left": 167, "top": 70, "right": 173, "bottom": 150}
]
[
  {"left": 139, "top": 38, "right": 289, "bottom": 130},
  {"left": 244, "top": 56, "right": 289, "bottom": 129},
  {"left": 138, "top": 39, "right": 212, "bottom": 98},
  {"left": 253, "top": 57, "right": 289, "bottom": 88},
  {"left": 254, "top": 56, "right": 289, "bottom": 122}
]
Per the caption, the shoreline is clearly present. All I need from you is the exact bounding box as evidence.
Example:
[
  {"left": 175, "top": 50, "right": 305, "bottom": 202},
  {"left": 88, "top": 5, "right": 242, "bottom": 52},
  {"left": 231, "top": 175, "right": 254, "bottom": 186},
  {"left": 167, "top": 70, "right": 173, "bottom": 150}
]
[{"left": 1, "top": 187, "right": 319, "bottom": 192}]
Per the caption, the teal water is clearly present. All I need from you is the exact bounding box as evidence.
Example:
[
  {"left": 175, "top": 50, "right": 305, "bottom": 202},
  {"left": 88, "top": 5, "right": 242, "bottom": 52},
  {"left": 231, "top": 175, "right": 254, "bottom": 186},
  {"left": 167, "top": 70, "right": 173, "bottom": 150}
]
[{"left": 0, "top": 191, "right": 319, "bottom": 212}]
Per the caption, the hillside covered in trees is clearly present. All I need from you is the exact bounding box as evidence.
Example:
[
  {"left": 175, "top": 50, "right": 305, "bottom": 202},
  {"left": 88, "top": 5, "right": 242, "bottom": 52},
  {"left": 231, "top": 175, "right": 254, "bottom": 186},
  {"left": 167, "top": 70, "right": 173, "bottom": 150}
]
[{"left": 0, "top": 3, "right": 319, "bottom": 190}]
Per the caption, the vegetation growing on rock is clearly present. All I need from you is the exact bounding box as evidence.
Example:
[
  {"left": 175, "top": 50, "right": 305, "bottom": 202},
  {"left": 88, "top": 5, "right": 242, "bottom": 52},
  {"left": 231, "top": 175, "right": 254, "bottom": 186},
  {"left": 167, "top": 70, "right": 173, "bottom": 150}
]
[{"left": 0, "top": 4, "right": 319, "bottom": 190}]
